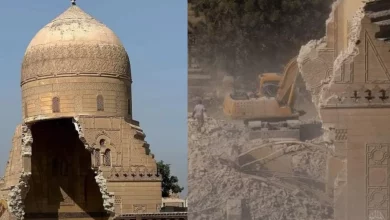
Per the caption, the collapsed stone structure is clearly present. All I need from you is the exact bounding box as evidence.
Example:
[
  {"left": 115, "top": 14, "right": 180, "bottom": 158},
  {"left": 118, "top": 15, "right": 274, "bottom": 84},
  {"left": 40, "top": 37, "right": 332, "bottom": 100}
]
[
  {"left": 0, "top": 3, "right": 162, "bottom": 219},
  {"left": 188, "top": 117, "right": 333, "bottom": 220},
  {"left": 298, "top": 0, "right": 390, "bottom": 219},
  {"left": 188, "top": 0, "right": 390, "bottom": 219}
]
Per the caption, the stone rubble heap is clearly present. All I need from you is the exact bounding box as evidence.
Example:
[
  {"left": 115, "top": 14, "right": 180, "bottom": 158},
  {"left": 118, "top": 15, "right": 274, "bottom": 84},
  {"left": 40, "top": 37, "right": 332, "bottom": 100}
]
[
  {"left": 188, "top": 117, "right": 333, "bottom": 220},
  {"left": 8, "top": 173, "right": 30, "bottom": 220}
]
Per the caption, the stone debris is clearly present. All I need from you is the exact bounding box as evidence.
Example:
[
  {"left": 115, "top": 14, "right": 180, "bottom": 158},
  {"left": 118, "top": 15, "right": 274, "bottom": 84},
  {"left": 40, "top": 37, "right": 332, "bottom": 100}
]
[
  {"left": 94, "top": 170, "right": 115, "bottom": 213},
  {"left": 74, "top": 117, "right": 115, "bottom": 214},
  {"left": 7, "top": 172, "right": 31, "bottom": 220},
  {"left": 297, "top": 0, "right": 367, "bottom": 111},
  {"left": 188, "top": 117, "right": 333, "bottom": 220},
  {"left": 72, "top": 117, "right": 93, "bottom": 151},
  {"left": 6, "top": 125, "right": 33, "bottom": 220},
  {"left": 325, "top": 0, "right": 341, "bottom": 26},
  {"left": 20, "top": 125, "right": 32, "bottom": 157}
]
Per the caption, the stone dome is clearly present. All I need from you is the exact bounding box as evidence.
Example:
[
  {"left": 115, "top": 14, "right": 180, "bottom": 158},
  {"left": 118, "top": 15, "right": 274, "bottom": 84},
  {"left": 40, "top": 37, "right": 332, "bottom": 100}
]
[
  {"left": 21, "top": 4, "right": 131, "bottom": 85},
  {"left": 21, "top": 4, "right": 133, "bottom": 122}
]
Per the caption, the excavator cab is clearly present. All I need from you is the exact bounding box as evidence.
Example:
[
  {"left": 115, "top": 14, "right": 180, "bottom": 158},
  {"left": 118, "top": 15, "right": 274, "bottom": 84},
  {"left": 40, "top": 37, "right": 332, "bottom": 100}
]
[
  {"left": 223, "top": 57, "right": 300, "bottom": 122},
  {"left": 257, "top": 73, "right": 283, "bottom": 97}
]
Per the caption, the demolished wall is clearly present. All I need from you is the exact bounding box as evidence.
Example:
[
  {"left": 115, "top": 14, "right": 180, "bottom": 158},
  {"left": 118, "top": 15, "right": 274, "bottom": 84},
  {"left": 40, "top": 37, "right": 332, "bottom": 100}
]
[
  {"left": 95, "top": 171, "right": 115, "bottom": 213},
  {"left": 320, "top": 6, "right": 365, "bottom": 106},
  {"left": 297, "top": 0, "right": 368, "bottom": 111},
  {"left": 7, "top": 173, "right": 30, "bottom": 220},
  {"left": 296, "top": 0, "right": 390, "bottom": 219},
  {"left": 72, "top": 117, "right": 115, "bottom": 214},
  {"left": 7, "top": 124, "right": 32, "bottom": 220}
]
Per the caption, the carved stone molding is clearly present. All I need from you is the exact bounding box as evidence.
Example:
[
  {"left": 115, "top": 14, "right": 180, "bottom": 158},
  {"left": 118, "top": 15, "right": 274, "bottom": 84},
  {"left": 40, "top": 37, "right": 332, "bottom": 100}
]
[
  {"left": 22, "top": 82, "right": 128, "bottom": 99},
  {"left": 107, "top": 166, "right": 160, "bottom": 182},
  {"left": 366, "top": 143, "right": 390, "bottom": 219},
  {"left": 323, "top": 85, "right": 390, "bottom": 108},
  {"left": 334, "top": 129, "right": 347, "bottom": 141},
  {"left": 133, "top": 204, "right": 147, "bottom": 213},
  {"left": 114, "top": 196, "right": 122, "bottom": 205},
  {"left": 83, "top": 130, "right": 120, "bottom": 148},
  {"left": 21, "top": 43, "right": 131, "bottom": 84}
]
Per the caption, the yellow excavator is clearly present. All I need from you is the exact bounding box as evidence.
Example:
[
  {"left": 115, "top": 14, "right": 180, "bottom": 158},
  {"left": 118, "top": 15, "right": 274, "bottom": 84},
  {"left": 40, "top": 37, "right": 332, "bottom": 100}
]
[{"left": 223, "top": 56, "right": 301, "bottom": 124}]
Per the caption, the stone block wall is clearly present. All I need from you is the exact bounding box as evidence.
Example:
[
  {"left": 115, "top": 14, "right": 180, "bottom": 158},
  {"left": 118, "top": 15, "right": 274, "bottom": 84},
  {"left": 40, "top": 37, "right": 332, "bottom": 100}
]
[
  {"left": 22, "top": 77, "right": 131, "bottom": 122},
  {"left": 78, "top": 116, "right": 161, "bottom": 215},
  {"left": 110, "top": 182, "right": 162, "bottom": 214},
  {"left": 2, "top": 125, "right": 23, "bottom": 190}
]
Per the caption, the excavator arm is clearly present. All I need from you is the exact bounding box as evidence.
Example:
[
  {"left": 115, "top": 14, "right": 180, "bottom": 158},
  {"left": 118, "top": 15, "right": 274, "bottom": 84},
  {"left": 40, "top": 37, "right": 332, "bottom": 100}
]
[
  {"left": 275, "top": 56, "right": 299, "bottom": 107},
  {"left": 223, "top": 56, "right": 300, "bottom": 121}
]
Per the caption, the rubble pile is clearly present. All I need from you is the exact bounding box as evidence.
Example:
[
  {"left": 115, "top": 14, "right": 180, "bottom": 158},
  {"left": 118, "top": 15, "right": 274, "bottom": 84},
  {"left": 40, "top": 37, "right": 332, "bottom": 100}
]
[
  {"left": 188, "top": 117, "right": 333, "bottom": 220},
  {"left": 291, "top": 150, "right": 327, "bottom": 181}
]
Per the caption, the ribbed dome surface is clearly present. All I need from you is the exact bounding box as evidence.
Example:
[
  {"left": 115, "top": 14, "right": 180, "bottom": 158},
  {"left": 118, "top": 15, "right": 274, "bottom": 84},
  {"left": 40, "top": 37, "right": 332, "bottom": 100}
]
[{"left": 21, "top": 5, "right": 131, "bottom": 85}]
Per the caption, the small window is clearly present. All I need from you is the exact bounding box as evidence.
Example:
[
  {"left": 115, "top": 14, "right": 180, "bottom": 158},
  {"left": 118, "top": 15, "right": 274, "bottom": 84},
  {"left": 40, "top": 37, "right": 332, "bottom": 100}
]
[
  {"left": 103, "top": 149, "right": 111, "bottom": 166},
  {"left": 52, "top": 97, "right": 60, "bottom": 113},
  {"left": 100, "top": 139, "right": 106, "bottom": 147},
  {"left": 97, "top": 95, "right": 104, "bottom": 111}
]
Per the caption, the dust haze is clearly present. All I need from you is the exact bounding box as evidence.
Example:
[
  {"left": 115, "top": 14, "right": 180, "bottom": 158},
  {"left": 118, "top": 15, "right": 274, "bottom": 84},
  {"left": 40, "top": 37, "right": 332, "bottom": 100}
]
[{"left": 188, "top": 0, "right": 389, "bottom": 219}]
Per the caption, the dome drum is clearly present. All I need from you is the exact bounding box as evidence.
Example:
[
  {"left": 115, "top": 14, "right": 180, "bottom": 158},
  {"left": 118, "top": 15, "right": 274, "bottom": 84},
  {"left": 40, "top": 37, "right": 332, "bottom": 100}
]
[{"left": 22, "top": 77, "right": 132, "bottom": 123}]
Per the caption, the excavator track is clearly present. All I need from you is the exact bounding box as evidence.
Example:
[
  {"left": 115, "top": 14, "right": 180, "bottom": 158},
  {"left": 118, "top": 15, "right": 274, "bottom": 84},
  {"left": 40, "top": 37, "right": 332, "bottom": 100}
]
[{"left": 243, "top": 114, "right": 300, "bottom": 126}]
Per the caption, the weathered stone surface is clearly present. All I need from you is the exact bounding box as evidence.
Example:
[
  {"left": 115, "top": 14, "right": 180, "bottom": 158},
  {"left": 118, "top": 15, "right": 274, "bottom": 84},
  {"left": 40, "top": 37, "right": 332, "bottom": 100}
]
[{"left": 297, "top": 0, "right": 390, "bottom": 219}]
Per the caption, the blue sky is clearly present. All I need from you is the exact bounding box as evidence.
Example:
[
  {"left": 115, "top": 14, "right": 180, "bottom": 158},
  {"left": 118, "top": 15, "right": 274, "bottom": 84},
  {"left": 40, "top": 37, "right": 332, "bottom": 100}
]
[{"left": 0, "top": 1, "right": 188, "bottom": 196}]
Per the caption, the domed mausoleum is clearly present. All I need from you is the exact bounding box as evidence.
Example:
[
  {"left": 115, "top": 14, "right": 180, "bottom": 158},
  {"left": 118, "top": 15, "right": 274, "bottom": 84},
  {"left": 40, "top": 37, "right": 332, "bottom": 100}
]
[{"left": 0, "top": 3, "right": 162, "bottom": 220}]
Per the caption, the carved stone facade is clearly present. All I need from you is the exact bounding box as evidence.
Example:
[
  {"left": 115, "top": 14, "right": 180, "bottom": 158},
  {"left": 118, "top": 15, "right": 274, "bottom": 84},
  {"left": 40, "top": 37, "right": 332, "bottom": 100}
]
[
  {"left": 0, "top": 3, "right": 162, "bottom": 220},
  {"left": 22, "top": 44, "right": 130, "bottom": 84},
  {"left": 298, "top": 0, "right": 390, "bottom": 219}
]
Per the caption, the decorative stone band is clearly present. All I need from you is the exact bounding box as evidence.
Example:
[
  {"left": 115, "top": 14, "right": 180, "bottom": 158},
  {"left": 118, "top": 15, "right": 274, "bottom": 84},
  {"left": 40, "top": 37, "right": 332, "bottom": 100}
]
[
  {"left": 321, "top": 84, "right": 390, "bottom": 108},
  {"left": 107, "top": 166, "right": 161, "bottom": 182},
  {"left": 21, "top": 43, "right": 131, "bottom": 84},
  {"left": 335, "top": 129, "right": 348, "bottom": 141},
  {"left": 116, "top": 212, "right": 187, "bottom": 219}
]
